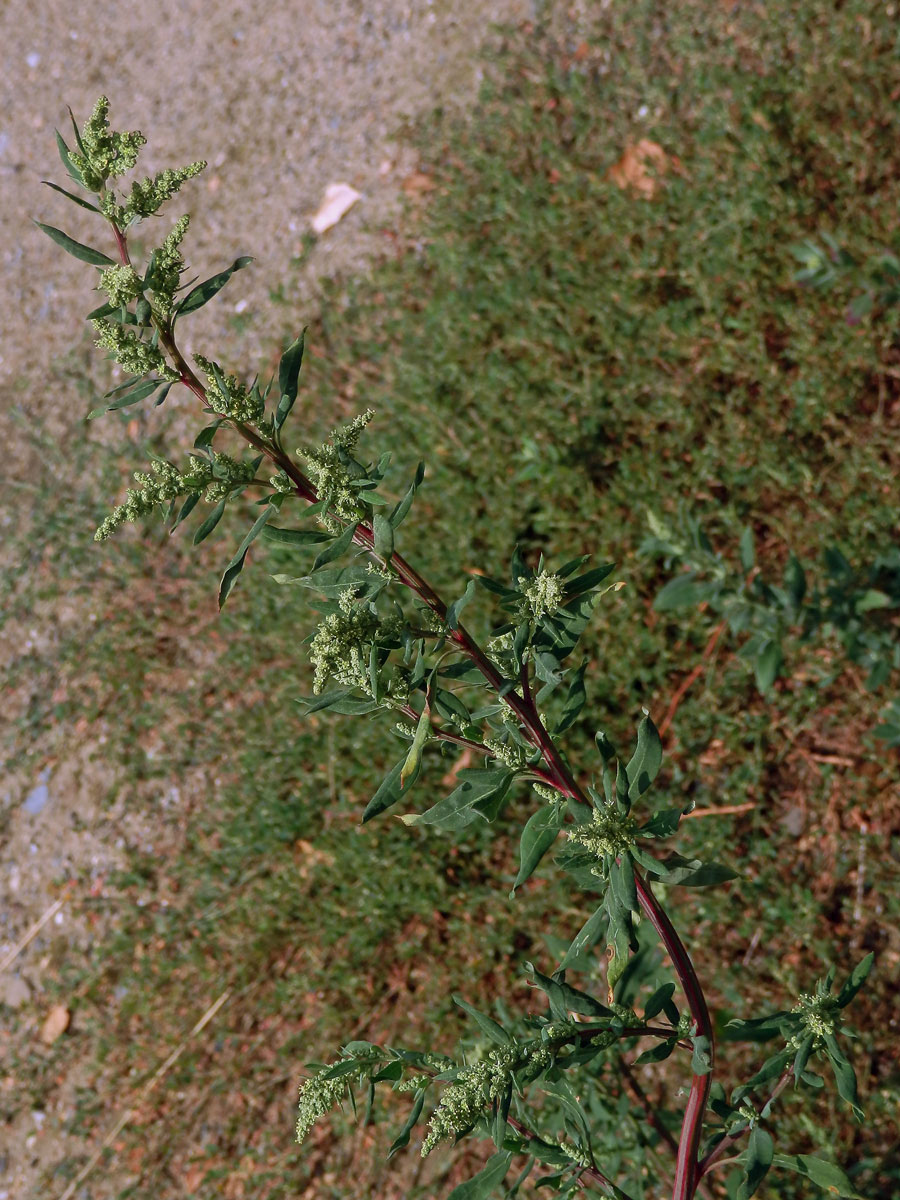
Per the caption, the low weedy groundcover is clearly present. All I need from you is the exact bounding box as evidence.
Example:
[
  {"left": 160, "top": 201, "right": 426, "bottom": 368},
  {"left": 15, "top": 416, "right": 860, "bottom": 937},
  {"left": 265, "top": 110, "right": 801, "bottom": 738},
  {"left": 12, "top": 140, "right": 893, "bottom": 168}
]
[{"left": 38, "top": 96, "right": 876, "bottom": 1200}]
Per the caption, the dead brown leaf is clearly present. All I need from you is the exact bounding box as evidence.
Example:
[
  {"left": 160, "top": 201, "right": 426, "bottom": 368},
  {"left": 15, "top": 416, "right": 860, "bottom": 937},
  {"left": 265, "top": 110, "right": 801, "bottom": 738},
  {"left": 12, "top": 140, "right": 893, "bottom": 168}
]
[
  {"left": 607, "top": 139, "right": 671, "bottom": 198},
  {"left": 401, "top": 171, "right": 435, "bottom": 197},
  {"left": 39, "top": 1003, "right": 70, "bottom": 1045}
]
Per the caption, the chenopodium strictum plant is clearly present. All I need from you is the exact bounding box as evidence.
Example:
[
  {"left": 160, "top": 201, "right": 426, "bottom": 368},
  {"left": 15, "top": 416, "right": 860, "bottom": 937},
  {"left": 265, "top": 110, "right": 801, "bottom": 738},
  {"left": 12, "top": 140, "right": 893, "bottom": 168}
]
[{"left": 41, "top": 99, "right": 873, "bottom": 1200}]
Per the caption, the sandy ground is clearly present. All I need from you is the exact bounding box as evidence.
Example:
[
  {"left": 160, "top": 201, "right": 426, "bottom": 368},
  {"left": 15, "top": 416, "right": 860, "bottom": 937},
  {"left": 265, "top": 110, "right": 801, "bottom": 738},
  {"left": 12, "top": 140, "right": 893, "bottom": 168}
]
[{"left": 1, "top": 1, "right": 553, "bottom": 1195}]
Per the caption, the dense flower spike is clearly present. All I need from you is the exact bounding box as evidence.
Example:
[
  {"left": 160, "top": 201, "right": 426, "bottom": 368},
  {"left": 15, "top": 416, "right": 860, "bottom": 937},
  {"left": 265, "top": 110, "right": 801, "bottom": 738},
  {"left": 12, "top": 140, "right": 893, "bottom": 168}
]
[
  {"left": 70, "top": 96, "right": 146, "bottom": 191},
  {"left": 193, "top": 354, "right": 264, "bottom": 423},
  {"left": 98, "top": 264, "right": 142, "bottom": 308},
  {"left": 91, "top": 320, "right": 178, "bottom": 380},
  {"left": 299, "top": 409, "right": 375, "bottom": 529},
  {"left": 106, "top": 161, "right": 206, "bottom": 225},
  {"left": 295, "top": 1069, "right": 349, "bottom": 1144},
  {"left": 421, "top": 1046, "right": 519, "bottom": 1155},
  {"left": 146, "top": 214, "right": 190, "bottom": 312}
]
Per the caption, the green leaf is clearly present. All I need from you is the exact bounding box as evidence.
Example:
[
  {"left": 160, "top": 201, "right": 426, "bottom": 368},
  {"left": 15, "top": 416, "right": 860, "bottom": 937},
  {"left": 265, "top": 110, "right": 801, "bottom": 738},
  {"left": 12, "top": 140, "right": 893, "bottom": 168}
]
[
  {"left": 737, "top": 1126, "right": 774, "bottom": 1200},
  {"left": 639, "top": 807, "right": 684, "bottom": 839},
  {"left": 174, "top": 255, "right": 253, "bottom": 317},
  {"left": 401, "top": 706, "right": 430, "bottom": 788},
  {"left": 218, "top": 505, "right": 273, "bottom": 609},
  {"left": 87, "top": 376, "right": 163, "bottom": 419},
  {"left": 35, "top": 221, "right": 115, "bottom": 266},
  {"left": 193, "top": 498, "right": 227, "bottom": 544},
  {"left": 388, "top": 1087, "right": 427, "bottom": 1158},
  {"left": 643, "top": 982, "right": 676, "bottom": 1020},
  {"left": 732, "top": 1049, "right": 793, "bottom": 1102},
  {"left": 772, "top": 1153, "right": 862, "bottom": 1198},
  {"left": 836, "top": 953, "right": 874, "bottom": 1008},
  {"left": 524, "top": 963, "right": 611, "bottom": 1018},
  {"left": 754, "top": 639, "right": 782, "bottom": 693},
  {"left": 533, "top": 589, "right": 599, "bottom": 662},
  {"left": 312, "top": 522, "right": 359, "bottom": 570},
  {"left": 446, "top": 1151, "right": 513, "bottom": 1200},
  {"left": 691, "top": 1033, "right": 713, "bottom": 1076},
  {"left": 564, "top": 562, "right": 616, "bottom": 596},
  {"left": 554, "top": 660, "right": 588, "bottom": 734},
  {"left": 739, "top": 526, "right": 756, "bottom": 572},
  {"left": 511, "top": 803, "right": 564, "bottom": 895},
  {"left": 402, "top": 768, "right": 514, "bottom": 832},
  {"left": 272, "top": 565, "right": 383, "bottom": 599},
  {"left": 634, "top": 1036, "right": 678, "bottom": 1066},
  {"left": 261, "top": 525, "right": 332, "bottom": 547},
  {"left": 824, "top": 1037, "right": 863, "bottom": 1119},
  {"left": 42, "top": 179, "right": 101, "bottom": 212},
  {"left": 54, "top": 129, "right": 86, "bottom": 186},
  {"left": 451, "top": 996, "right": 511, "bottom": 1044},
  {"left": 362, "top": 759, "right": 410, "bottom": 823},
  {"left": 654, "top": 573, "right": 713, "bottom": 611},
  {"left": 610, "top": 854, "right": 639, "bottom": 915},
  {"left": 275, "top": 329, "right": 306, "bottom": 429},
  {"left": 170, "top": 492, "right": 200, "bottom": 532},
  {"left": 373, "top": 513, "right": 394, "bottom": 560},
  {"left": 446, "top": 579, "right": 476, "bottom": 631},
  {"left": 644, "top": 851, "right": 736, "bottom": 888},
  {"left": 297, "top": 690, "right": 380, "bottom": 716},
  {"left": 625, "top": 712, "right": 662, "bottom": 801},
  {"left": 559, "top": 905, "right": 607, "bottom": 971},
  {"left": 389, "top": 462, "right": 425, "bottom": 528}
]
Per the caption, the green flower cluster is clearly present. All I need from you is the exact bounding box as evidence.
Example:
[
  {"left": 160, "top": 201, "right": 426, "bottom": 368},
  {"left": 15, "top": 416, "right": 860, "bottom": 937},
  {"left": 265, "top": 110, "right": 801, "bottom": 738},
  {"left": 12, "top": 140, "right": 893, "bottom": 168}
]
[
  {"left": 194, "top": 354, "right": 264, "bottom": 423},
  {"left": 421, "top": 1045, "right": 519, "bottom": 1156},
  {"left": 299, "top": 409, "right": 375, "bottom": 529},
  {"left": 519, "top": 569, "right": 566, "bottom": 621},
  {"left": 104, "top": 161, "right": 206, "bottom": 225},
  {"left": 295, "top": 1068, "right": 349, "bottom": 1144},
  {"left": 146, "top": 215, "right": 190, "bottom": 312},
  {"left": 791, "top": 986, "right": 840, "bottom": 1047},
  {"left": 91, "top": 320, "right": 178, "bottom": 381},
  {"left": 98, "top": 264, "right": 142, "bottom": 308},
  {"left": 70, "top": 96, "right": 146, "bottom": 191},
  {"left": 309, "top": 588, "right": 402, "bottom": 695},
  {"left": 94, "top": 453, "right": 254, "bottom": 541},
  {"left": 568, "top": 805, "right": 638, "bottom": 858}
]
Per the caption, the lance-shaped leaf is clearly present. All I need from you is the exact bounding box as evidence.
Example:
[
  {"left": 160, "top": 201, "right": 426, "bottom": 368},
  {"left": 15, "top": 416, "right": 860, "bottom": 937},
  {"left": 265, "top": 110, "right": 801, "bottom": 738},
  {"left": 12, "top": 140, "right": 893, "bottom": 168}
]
[
  {"left": 387, "top": 1087, "right": 427, "bottom": 1158},
  {"left": 654, "top": 573, "right": 715, "bottom": 611},
  {"left": 736, "top": 1126, "right": 775, "bottom": 1200},
  {"left": 389, "top": 461, "right": 425, "bottom": 529},
  {"left": 624, "top": 711, "right": 662, "bottom": 801},
  {"left": 635, "top": 848, "right": 735, "bottom": 888},
  {"left": 193, "top": 498, "right": 228, "bottom": 545},
  {"left": 447, "top": 1151, "right": 513, "bottom": 1200},
  {"left": 772, "top": 1154, "right": 862, "bottom": 1199},
  {"left": 174, "top": 255, "right": 253, "bottom": 318},
  {"left": 87, "top": 376, "right": 164, "bottom": 419},
  {"left": 511, "top": 802, "right": 564, "bottom": 895},
  {"left": 554, "top": 660, "right": 588, "bottom": 734},
  {"left": 362, "top": 757, "right": 420, "bottom": 823},
  {"left": 372, "top": 513, "right": 394, "bottom": 560},
  {"left": 401, "top": 706, "right": 430, "bottom": 788},
  {"left": 35, "top": 221, "right": 115, "bottom": 266},
  {"left": 524, "top": 962, "right": 611, "bottom": 1019},
  {"left": 218, "top": 505, "right": 273, "bottom": 608},
  {"left": 451, "top": 995, "right": 511, "bottom": 1044},
  {"left": 275, "top": 329, "right": 306, "bottom": 430},
  {"left": 446, "top": 579, "right": 476, "bottom": 631},
  {"left": 401, "top": 767, "right": 514, "bottom": 832},
  {"left": 836, "top": 952, "right": 874, "bottom": 1008},
  {"left": 271, "top": 565, "right": 384, "bottom": 599},
  {"left": 54, "top": 129, "right": 86, "bottom": 186},
  {"left": 559, "top": 904, "right": 608, "bottom": 971},
  {"left": 262, "top": 525, "right": 332, "bottom": 547},
  {"left": 312, "top": 522, "right": 359, "bottom": 570},
  {"left": 42, "top": 179, "right": 101, "bottom": 212}
]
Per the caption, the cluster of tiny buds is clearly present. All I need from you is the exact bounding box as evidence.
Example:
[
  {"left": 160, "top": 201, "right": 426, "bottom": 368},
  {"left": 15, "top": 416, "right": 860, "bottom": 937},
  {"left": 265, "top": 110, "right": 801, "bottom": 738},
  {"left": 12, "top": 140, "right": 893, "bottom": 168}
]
[
  {"left": 99, "top": 264, "right": 142, "bottom": 308},
  {"left": 421, "top": 1045, "right": 519, "bottom": 1156},
  {"left": 194, "top": 354, "right": 264, "bottom": 423},
  {"left": 791, "top": 989, "right": 839, "bottom": 1045},
  {"left": 71, "top": 96, "right": 146, "bottom": 191},
  {"left": 396, "top": 1076, "right": 430, "bottom": 1093},
  {"left": 484, "top": 737, "right": 529, "bottom": 771},
  {"left": 105, "top": 161, "right": 206, "bottom": 226},
  {"left": 533, "top": 782, "right": 561, "bottom": 802},
  {"left": 519, "top": 570, "right": 566, "bottom": 622},
  {"left": 299, "top": 409, "right": 376, "bottom": 527},
  {"left": 270, "top": 471, "right": 295, "bottom": 494},
  {"left": 568, "top": 805, "right": 638, "bottom": 859},
  {"left": 92, "top": 320, "right": 179, "bottom": 381},
  {"left": 295, "top": 1068, "right": 349, "bottom": 1145}
]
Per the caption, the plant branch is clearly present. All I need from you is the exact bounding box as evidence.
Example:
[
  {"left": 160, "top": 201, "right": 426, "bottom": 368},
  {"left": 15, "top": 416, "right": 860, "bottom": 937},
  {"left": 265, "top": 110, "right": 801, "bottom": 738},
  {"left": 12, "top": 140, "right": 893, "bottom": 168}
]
[{"left": 697, "top": 1069, "right": 793, "bottom": 1179}]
